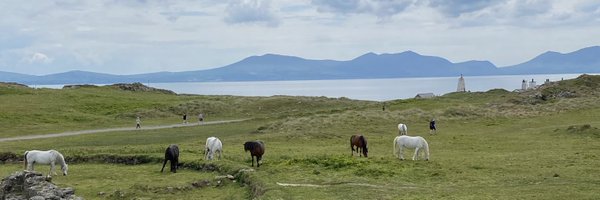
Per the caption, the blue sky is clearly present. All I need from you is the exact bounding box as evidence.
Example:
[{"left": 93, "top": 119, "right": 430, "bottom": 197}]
[{"left": 1, "top": 0, "right": 599, "bottom": 75}]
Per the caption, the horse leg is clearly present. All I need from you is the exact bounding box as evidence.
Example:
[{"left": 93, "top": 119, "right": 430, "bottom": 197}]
[
  {"left": 257, "top": 156, "right": 261, "bottom": 167},
  {"left": 413, "top": 148, "right": 420, "bottom": 160},
  {"left": 171, "top": 160, "right": 176, "bottom": 173},
  {"left": 160, "top": 159, "right": 168, "bottom": 172},
  {"left": 251, "top": 156, "right": 255, "bottom": 167},
  {"left": 399, "top": 146, "right": 405, "bottom": 160},
  {"left": 50, "top": 162, "right": 56, "bottom": 176}
]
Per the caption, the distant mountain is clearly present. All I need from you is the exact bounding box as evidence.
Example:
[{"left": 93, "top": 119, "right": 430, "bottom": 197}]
[
  {"left": 33, "top": 70, "right": 132, "bottom": 84},
  {"left": 1, "top": 46, "right": 599, "bottom": 85},
  {"left": 0, "top": 71, "right": 36, "bottom": 83},
  {"left": 500, "top": 46, "right": 600, "bottom": 74}
]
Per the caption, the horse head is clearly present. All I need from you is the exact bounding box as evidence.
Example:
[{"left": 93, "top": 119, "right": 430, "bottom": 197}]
[{"left": 61, "top": 164, "right": 68, "bottom": 176}]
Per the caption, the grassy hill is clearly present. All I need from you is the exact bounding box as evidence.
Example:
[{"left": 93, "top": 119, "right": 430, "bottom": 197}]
[{"left": 1, "top": 76, "right": 599, "bottom": 199}]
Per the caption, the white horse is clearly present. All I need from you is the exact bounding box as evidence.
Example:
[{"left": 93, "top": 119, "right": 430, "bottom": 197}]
[
  {"left": 393, "top": 135, "right": 429, "bottom": 161},
  {"left": 398, "top": 123, "right": 408, "bottom": 135},
  {"left": 204, "top": 137, "right": 222, "bottom": 160},
  {"left": 24, "top": 150, "right": 69, "bottom": 176}
]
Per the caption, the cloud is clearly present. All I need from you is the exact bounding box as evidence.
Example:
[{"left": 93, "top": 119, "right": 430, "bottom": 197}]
[
  {"left": 224, "top": 0, "right": 280, "bottom": 27},
  {"left": 311, "top": 0, "right": 414, "bottom": 19},
  {"left": 24, "top": 52, "right": 52, "bottom": 64},
  {"left": 160, "top": 10, "right": 211, "bottom": 22},
  {"left": 428, "top": 0, "right": 504, "bottom": 17}
]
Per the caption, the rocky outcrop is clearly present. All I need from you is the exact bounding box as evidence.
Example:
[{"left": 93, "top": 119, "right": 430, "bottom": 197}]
[
  {"left": 0, "top": 171, "right": 82, "bottom": 200},
  {"left": 109, "top": 83, "right": 176, "bottom": 95},
  {"left": 0, "top": 82, "right": 29, "bottom": 88}
]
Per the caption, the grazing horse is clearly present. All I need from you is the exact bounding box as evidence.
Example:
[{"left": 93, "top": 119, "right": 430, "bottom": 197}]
[
  {"left": 24, "top": 150, "right": 69, "bottom": 176},
  {"left": 243, "top": 140, "right": 265, "bottom": 167},
  {"left": 398, "top": 123, "right": 408, "bottom": 135},
  {"left": 350, "top": 134, "right": 368, "bottom": 157},
  {"left": 205, "top": 137, "right": 223, "bottom": 160},
  {"left": 161, "top": 144, "right": 180, "bottom": 173},
  {"left": 393, "top": 135, "right": 430, "bottom": 161}
]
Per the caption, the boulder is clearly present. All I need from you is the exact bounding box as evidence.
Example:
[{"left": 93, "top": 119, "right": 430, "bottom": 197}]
[{"left": 0, "top": 171, "right": 83, "bottom": 200}]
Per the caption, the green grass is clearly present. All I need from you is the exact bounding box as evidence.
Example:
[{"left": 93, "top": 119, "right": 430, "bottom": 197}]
[{"left": 1, "top": 77, "right": 600, "bottom": 199}]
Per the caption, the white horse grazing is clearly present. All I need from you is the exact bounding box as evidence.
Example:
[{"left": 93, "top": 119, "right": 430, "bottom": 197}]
[
  {"left": 393, "top": 135, "right": 429, "bottom": 161},
  {"left": 205, "top": 137, "right": 223, "bottom": 160},
  {"left": 398, "top": 123, "right": 408, "bottom": 135},
  {"left": 24, "top": 150, "right": 69, "bottom": 176}
]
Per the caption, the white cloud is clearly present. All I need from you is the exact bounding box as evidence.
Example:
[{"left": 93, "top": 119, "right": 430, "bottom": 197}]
[
  {"left": 224, "top": 0, "right": 280, "bottom": 27},
  {"left": 311, "top": 0, "right": 414, "bottom": 20},
  {"left": 24, "top": 52, "right": 52, "bottom": 64}
]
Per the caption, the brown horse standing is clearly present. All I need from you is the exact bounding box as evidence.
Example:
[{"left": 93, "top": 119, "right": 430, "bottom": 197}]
[
  {"left": 244, "top": 140, "right": 265, "bottom": 167},
  {"left": 350, "top": 134, "right": 368, "bottom": 157}
]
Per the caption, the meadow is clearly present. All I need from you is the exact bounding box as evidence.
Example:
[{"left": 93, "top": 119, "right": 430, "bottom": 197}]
[{"left": 1, "top": 76, "right": 599, "bottom": 199}]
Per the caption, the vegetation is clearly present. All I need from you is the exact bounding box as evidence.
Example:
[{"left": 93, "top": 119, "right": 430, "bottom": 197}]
[{"left": 1, "top": 75, "right": 600, "bottom": 199}]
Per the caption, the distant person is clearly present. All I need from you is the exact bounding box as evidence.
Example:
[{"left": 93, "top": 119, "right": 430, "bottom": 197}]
[
  {"left": 382, "top": 102, "right": 386, "bottom": 111},
  {"left": 198, "top": 113, "right": 204, "bottom": 124},
  {"left": 183, "top": 114, "right": 187, "bottom": 124},
  {"left": 429, "top": 119, "right": 437, "bottom": 135},
  {"left": 136, "top": 116, "right": 141, "bottom": 129}
]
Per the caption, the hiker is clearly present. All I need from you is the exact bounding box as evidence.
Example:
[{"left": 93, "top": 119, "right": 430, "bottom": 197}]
[
  {"left": 429, "top": 119, "right": 437, "bottom": 135},
  {"left": 136, "top": 116, "right": 141, "bottom": 129},
  {"left": 183, "top": 114, "right": 187, "bottom": 124},
  {"left": 198, "top": 113, "right": 204, "bottom": 124}
]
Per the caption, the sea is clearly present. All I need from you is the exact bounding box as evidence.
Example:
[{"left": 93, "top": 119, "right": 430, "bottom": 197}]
[{"left": 33, "top": 74, "right": 587, "bottom": 101}]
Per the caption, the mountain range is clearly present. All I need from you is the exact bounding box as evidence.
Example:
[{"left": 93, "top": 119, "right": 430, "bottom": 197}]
[{"left": 1, "top": 46, "right": 599, "bottom": 85}]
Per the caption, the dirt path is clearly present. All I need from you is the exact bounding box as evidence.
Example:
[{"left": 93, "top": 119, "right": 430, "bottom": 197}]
[{"left": 0, "top": 119, "right": 249, "bottom": 142}]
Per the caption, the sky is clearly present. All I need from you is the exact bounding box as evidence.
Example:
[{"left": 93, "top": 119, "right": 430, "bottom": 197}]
[{"left": 1, "top": 0, "right": 599, "bottom": 75}]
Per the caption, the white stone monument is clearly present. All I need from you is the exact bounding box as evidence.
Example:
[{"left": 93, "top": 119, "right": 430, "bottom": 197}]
[{"left": 457, "top": 74, "right": 466, "bottom": 92}]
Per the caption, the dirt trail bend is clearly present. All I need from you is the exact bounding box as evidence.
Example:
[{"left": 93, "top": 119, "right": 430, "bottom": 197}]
[{"left": 0, "top": 119, "right": 249, "bottom": 142}]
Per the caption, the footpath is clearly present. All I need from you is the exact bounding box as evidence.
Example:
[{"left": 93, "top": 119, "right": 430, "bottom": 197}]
[{"left": 0, "top": 119, "right": 249, "bottom": 142}]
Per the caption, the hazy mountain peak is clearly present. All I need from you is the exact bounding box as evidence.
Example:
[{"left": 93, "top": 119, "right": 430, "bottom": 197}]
[{"left": 3, "top": 46, "right": 600, "bottom": 84}]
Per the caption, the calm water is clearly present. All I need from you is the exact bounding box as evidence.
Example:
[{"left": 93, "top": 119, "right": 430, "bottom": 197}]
[{"left": 35, "top": 74, "right": 587, "bottom": 101}]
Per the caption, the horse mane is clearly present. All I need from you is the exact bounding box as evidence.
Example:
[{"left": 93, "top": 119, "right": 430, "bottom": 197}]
[
  {"left": 421, "top": 137, "right": 430, "bottom": 158},
  {"left": 51, "top": 150, "right": 67, "bottom": 167},
  {"left": 244, "top": 141, "right": 261, "bottom": 152},
  {"left": 359, "top": 135, "right": 368, "bottom": 153}
]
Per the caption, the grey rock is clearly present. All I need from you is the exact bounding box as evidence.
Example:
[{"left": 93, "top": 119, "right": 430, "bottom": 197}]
[{"left": 1, "top": 171, "right": 83, "bottom": 200}]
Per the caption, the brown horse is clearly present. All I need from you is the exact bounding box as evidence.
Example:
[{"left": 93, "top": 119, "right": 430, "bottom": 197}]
[
  {"left": 350, "top": 134, "right": 368, "bottom": 157},
  {"left": 244, "top": 140, "right": 265, "bottom": 167}
]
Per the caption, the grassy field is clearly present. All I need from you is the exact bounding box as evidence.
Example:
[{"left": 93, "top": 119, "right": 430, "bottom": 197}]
[{"left": 1, "top": 77, "right": 600, "bottom": 199}]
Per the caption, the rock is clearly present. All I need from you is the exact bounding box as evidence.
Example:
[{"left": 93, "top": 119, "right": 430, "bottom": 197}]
[
  {"left": 109, "top": 83, "right": 176, "bottom": 95},
  {"left": 553, "top": 173, "right": 560, "bottom": 177},
  {"left": 191, "top": 180, "right": 211, "bottom": 188},
  {"left": 29, "top": 196, "right": 45, "bottom": 200},
  {"left": 0, "top": 171, "right": 83, "bottom": 200}
]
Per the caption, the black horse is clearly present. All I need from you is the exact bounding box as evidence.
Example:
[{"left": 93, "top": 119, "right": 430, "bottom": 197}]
[
  {"left": 161, "top": 144, "right": 179, "bottom": 173},
  {"left": 350, "top": 134, "right": 368, "bottom": 157},
  {"left": 244, "top": 141, "right": 265, "bottom": 167}
]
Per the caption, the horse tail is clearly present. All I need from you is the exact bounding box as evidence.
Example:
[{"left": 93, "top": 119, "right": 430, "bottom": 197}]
[
  {"left": 350, "top": 135, "right": 354, "bottom": 151},
  {"left": 422, "top": 138, "right": 430, "bottom": 160},
  {"left": 393, "top": 137, "right": 398, "bottom": 156},
  {"left": 23, "top": 151, "right": 29, "bottom": 170}
]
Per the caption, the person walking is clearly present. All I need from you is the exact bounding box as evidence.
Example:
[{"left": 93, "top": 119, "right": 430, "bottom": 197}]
[
  {"left": 198, "top": 113, "right": 204, "bottom": 124},
  {"left": 429, "top": 119, "right": 437, "bottom": 135},
  {"left": 136, "top": 116, "right": 141, "bottom": 129},
  {"left": 183, "top": 114, "right": 188, "bottom": 124}
]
